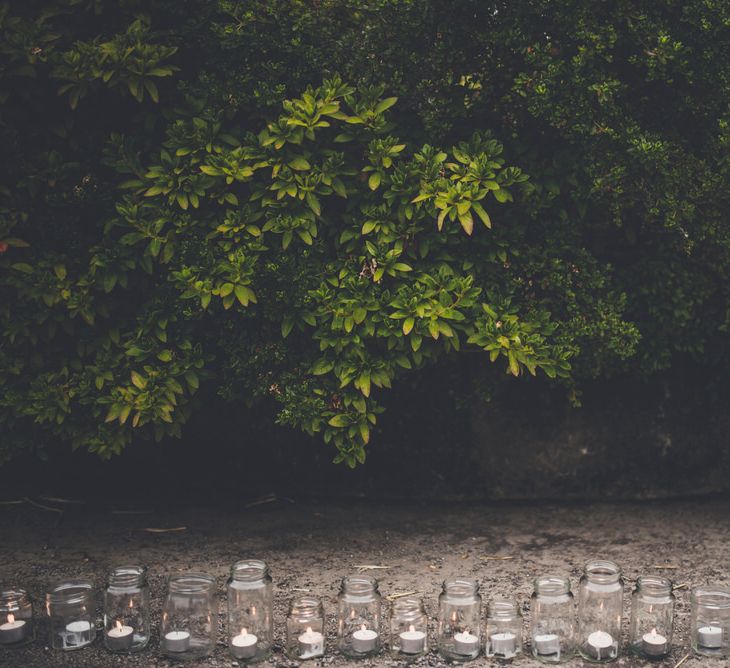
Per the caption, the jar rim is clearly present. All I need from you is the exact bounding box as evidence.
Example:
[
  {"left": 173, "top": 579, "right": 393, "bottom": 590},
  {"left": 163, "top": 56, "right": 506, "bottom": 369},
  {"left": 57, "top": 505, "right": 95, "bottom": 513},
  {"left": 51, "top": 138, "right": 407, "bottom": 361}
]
[
  {"left": 392, "top": 597, "right": 424, "bottom": 614},
  {"left": 108, "top": 565, "right": 147, "bottom": 588},
  {"left": 46, "top": 579, "right": 94, "bottom": 605},
  {"left": 231, "top": 559, "right": 269, "bottom": 581},
  {"left": 584, "top": 560, "right": 621, "bottom": 582},
  {"left": 534, "top": 574, "right": 571, "bottom": 595},
  {"left": 442, "top": 577, "right": 478, "bottom": 597},
  {"left": 0, "top": 587, "right": 28, "bottom": 602},
  {"left": 692, "top": 585, "right": 730, "bottom": 608},
  {"left": 289, "top": 595, "right": 323, "bottom": 618},
  {"left": 342, "top": 574, "right": 378, "bottom": 594},
  {"left": 488, "top": 597, "right": 518, "bottom": 617},
  {"left": 167, "top": 572, "right": 216, "bottom": 593},
  {"left": 636, "top": 575, "right": 672, "bottom": 594}
]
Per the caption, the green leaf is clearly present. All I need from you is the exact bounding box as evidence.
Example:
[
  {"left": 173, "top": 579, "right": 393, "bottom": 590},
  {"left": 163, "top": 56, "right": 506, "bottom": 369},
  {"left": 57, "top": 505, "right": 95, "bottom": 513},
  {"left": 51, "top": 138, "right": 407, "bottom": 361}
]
[
  {"left": 368, "top": 172, "right": 381, "bottom": 190},
  {"left": 11, "top": 263, "right": 33, "bottom": 274},
  {"left": 328, "top": 414, "right": 349, "bottom": 427},
  {"left": 281, "top": 316, "right": 295, "bottom": 338},
  {"left": 402, "top": 317, "right": 415, "bottom": 335},
  {"left": 374, "top": 97, "right": 398, "bottom": 114},
  {"left": 131, "top": 371, "right": 146, "bottom": 390},
  {"left": 471, "top": 201, "right": 492, "bottom": 228},
  {"left": 458, "top": 211, "right": 474, "bottom": 235},
  {"left": 54, "top": 264, "right": 67, "bottom": 280},
  {"left": 289, "top": 156, "right": 311, "bottom": 171},
  {"left": 312, "top": 359, "right": 334, "bottom": 375}
]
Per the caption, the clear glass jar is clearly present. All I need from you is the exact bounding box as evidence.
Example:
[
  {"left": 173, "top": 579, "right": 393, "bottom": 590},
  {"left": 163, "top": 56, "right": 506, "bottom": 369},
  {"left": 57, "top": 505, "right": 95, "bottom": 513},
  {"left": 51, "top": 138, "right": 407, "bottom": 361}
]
[
  {"left": 389, "top": 597, "right": 428, "bottom": 660},
  {"left": 485, "top": 597, "right": 523, "bottom": 659},
  {"left": 437, "top": 577, "right": 482, "bottom": 662},
  {"left": 336, "top": 575, "right": 382, "bottom": 658},
  {"left": 0, "top": 588, "right": 33, "bottom": 647},
  {"left": 227, "top": 560, "right": 273, "bottom": 664},
  {"left": 577, "top": 560, "right": 622, "bottom": 662},
  {"left": 530, "top": 575, "right": 575, "bottom": 663},
  {"left": 46, "top": 579, "right": 97, "bottom": 650},
  {"left": 629, "top": 576, "right": 674, "bottom": 659},
  {"left": 286, "top": 596, "right": 325, "bottom": 660},
  {"left": 160, "top": 573, "right": 216, "bottom": 661},
  {"left": 103, "top": 565, "right": 150, "bottom": 653},
  {"left": 691, "top": 586, "right": 730, "bottom": 658}
]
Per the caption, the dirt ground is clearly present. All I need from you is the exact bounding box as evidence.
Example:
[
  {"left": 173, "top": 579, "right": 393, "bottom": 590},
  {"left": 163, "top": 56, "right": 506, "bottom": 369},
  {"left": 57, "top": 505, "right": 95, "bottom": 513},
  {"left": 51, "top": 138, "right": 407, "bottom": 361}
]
[{"left": 1, "top": 497, "right": 729, "bottom": 668}]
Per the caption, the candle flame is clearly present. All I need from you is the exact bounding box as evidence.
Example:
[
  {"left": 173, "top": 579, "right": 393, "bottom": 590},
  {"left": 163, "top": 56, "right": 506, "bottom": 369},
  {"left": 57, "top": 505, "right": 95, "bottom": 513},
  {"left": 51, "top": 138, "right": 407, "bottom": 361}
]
[
  {"left": 242, "top": 628, "right": 248, "bottom": 636},
  {"left": 409, "top": 624, "right": 416, "bottom": 633},
  {"left": 651, "top": 628, "right": 657, "bottom": 635},
  {"left": 360, "top": 624, "right": 367, "bottom": 632},
  {"left": 306, "top": 626, "right": 313, "bottom": 634},
  {"left": 7, "top": 614, "right": 14, "bottom": 624},
  {"left": 451, "top": 611, "right": 457, "bottom": 623},
  {"left": 129, "top": 599, "right": 134, "bottom": 609},
  {"left": 115, "top": 620, "right": 123, "bottom": 631},
  {"left": 251, "top": 605, "right": 256, "bottom": 615}
]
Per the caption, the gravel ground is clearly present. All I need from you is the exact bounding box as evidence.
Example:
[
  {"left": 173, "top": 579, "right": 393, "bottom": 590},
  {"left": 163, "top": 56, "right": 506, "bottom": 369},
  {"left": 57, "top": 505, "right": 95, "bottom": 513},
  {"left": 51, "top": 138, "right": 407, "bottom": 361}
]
[{"left": 1, "top": 497, "right": 729, "bottom": 668}]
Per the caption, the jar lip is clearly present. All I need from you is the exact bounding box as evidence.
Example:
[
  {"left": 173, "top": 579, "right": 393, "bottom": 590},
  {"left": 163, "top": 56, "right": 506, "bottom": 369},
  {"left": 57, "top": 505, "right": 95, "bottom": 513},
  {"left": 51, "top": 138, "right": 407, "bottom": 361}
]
[
  {"left": 167, "top": 572, "right": 216, "bottom": 593},
  {"left": 692, "top": 585, "right": 730, "bottom": 608},
  {"left": 0, "top": 587, "right": 29, "bottom": 602},
  {"left": 342, "top": 574, "right": 378, "bottom": 595},
  {"left": 108, "top": 565, "right": 147, "bottom": 587},
  {"left": 392, "top": 597, "right": 424, "bottom": 613},
  {"left": 46, "top": 579, "right": 94, "bottom": 605},
  {"left": 443, "top": 577, "right": 478, "bottom": 596},
  {"left": 231, "top": 559, "right": 269, "bottom": 581},
  {"left": 584, "top": 560, "right": 621, "bottom": 582},
  {"left": 488, "top": 597, "right": 518, "bottom": 617},
  {"left": 636, "top": 575, "right": 672, "bottom": 594},
  {"left": 534, "top": 574, "right": 571, "bottom": 594},
  {"left": 289, "top": 595, "right": 323, "bottom": 617}
]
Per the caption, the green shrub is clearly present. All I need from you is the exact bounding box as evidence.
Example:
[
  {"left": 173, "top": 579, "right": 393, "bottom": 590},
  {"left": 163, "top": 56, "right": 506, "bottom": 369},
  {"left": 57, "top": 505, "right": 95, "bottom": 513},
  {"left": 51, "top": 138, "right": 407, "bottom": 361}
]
[{"left": 0, "top": 1, "right": 727, "bottom": 466}]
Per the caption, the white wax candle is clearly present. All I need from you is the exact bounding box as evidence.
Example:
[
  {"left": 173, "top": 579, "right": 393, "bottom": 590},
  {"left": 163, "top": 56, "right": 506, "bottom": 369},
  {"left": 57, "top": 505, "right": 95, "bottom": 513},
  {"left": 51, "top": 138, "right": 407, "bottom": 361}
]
[
  {"left": 490, "top": 631, "right": 517, "bottom": 656},
  {"left": 106, "top": 621, "right": 134, "bottom": 651},
  {"left": 587, "top": 630, "right": 615, "bottom": 660},
  {"left": 534, "top": 633, "right": 560, "bottom": 655},
  {"left": 65, "top": 620, "right": 93, "bottom": 647},
  {"left": 453, "top": 630, "right": 479, "bottom": 655},
  {"left": 641, "top": 629, "right": 668, "bottom": 656},
  {"left": 399, "top": 625, "right": 426, "bottom": 654},
  {"left": 351, "top": 625, "right": 378, "bottom": 653},
  {"left": 164, "top": 630, "right": 191, "bottom": 653},
  {"left": 232, "top": 629, "right": 258, "bottom": 659},
  {"left": 298, "top": 626, "right": 324, "bottom": 658},
  {"left": 698, "top": 625, "right": 723, "bottom": 649},
  {"left": 0, "top": 614, "right": 27, "bottom": 644}
]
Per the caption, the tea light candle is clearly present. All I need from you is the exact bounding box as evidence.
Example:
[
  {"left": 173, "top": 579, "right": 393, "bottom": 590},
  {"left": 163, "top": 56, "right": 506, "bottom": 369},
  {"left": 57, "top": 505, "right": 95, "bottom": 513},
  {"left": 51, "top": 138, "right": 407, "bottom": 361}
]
[
  {"left": 698, "top": 625, "right": 723, "bottom": 649},
  {"left": 587, "top": 630, "right": 615, "bottom": 660},
  {"left": 164, "top": 630, "right": 191, "bottom": 653},
  {"left": 642, "top": 628, "right": 668, "bottom": 656},
  {"left": 490, "top": 631, "right": 517, "bottom": 656},
  {"left": 351, "top": 624, "right": 378, "bottom": 653},
  {"left": 453, "top": 629, "right": 479, "bottom": 655},
  {"left": 65, "top": 620, "right": 93, "bottom": 647},
  {"left": 106, "top": 620, "right": 134, "bottom": 651},
  {"left": 0, "top": 614, "right": 28, "bottom": 644},
  {"left": 534, "top": 633, "right": 560, "bottom": 655},
  {"left": 298, "top": 626, "right": 324, "bottom": 658},
  {"left": 399, "top": 624, "right": 426, "bottom": 654},
  {"left": 232, "top": 628, "right": 258, "bottom": 659}
]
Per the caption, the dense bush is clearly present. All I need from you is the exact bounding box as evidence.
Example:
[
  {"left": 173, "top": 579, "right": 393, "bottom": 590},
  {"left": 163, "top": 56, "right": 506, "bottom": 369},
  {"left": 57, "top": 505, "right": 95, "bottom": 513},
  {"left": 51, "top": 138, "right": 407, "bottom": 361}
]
[{"left": 1, "top": 1, "right": 727, "bottom": 465}]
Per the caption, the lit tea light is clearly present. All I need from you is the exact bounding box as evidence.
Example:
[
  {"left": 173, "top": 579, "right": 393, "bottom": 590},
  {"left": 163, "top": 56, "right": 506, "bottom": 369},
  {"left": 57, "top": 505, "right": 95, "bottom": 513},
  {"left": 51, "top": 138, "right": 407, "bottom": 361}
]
[
  {"left": 698, "top": 625, "right": 723, "bottom": 649},
  {"left": 399, "top": 624, "right": 426, "bottom": 654},
  {"left": 586, "top": 630, "right": 615, "bottom": 660},
  {"left": 351, "top": 623, "right": 378, "bottom": 653},
  {"left": 490, "top": 631, "right": 517, "bottom": 656},
  {"left": 232, "top": 627, "right": 258, "bottom": 659},
  {"left": 0, "top": 613, "right": 28, "bottom": 644},
  {"left": 641, "top": 628, "right": 667, "bottom": 656},
  {"left": 534, "top": 633, "right": 560, "bottom": 655},
  {"left": 65, "top": 619, "right": 93, "bottom": 647},
  {"left": 298, "top": 626, "right": 324, "bottom": 658},
  {"left": 106, "top": 619, "right": 133, "bottom": 651},
  {"left": 164, "top": 630, "right": 191, "bottom": 653},
  {"left": 453, "top": 629, "right": 479, "bottom": 655}
]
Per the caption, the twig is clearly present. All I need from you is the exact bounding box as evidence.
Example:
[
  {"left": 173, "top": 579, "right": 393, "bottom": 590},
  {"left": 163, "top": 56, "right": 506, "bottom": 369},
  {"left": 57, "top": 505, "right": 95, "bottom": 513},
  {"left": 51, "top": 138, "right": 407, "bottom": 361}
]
[
  {"left": 480, "top": 555, "right": 514, "bottom": 561},
  {"left": 386, "top": 591, "right": 417, "bottom": 602},
  {"left": 244, "top": 493, "right": 282, "bottom": 508},
  {"left": 673, "top": 583, "right": 689, "bottom": 591},
  {"left": 0, "top": 499, "right": 25, "bottom": 505},
  {"left": 652, "top": 564, "right": 679, "bottom": 570},
  {"left": 355, "top": 565, "right": 390, "bottom": 573},
  {"left": 141, "top": 527, "right": 187, "bottom": 533},
  {"left": 24, "top": 497, "right": 63, "bottom": 513},
  {"left": 38, "top": 496, "right": 82, "bottom": 504},
  {"left": 292, "top": 588, "right": 311, "bottom": 593},
  {"left": 673, "top": 652, "right": 691, "bottom": 668}
]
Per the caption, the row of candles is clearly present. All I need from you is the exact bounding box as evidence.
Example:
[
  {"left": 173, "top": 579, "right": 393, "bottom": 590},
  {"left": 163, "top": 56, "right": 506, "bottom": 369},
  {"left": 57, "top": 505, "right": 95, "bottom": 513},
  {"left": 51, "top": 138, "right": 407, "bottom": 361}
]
[{"left": 1, "top": 559, "right": 729, "bottom": 663}]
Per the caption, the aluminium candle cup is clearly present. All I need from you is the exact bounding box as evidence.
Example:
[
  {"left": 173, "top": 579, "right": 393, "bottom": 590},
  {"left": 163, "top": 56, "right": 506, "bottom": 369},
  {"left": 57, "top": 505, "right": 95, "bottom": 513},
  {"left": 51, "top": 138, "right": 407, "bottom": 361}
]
[
  {"left": 105, "top": 625, "right": 134, "bottom": 652},
  {"left": 232, "top": 632, "right": 258, "bottom": 659},
  {"left": 0, "top": 619, "right": 28, "bottom": 645},
  {"left": 698, "top": 626, "right": 723, "bottom": 649},
  {"left": 641, "top": 632, "right": 667, "bottom": 657},
  {"left": 586, "top": 631, "right": 615, "bottom": 660},
  {"left": 398, "top": 629, "right": 426, "bottom": 654},
  {"left": 534, "top": 633, "right": 561, "bottom": 656},
  {"left": 351, "top": 628, "right": 378, "bottom": 653},
  {"left": 490, "top": 631, "right": 517, "bottom": 657},
  {"left": 65, "top": 620, "right": 93, "bottom": 648},
  {"left": 453, "top": 631, "right": 479, "bottom": 655},
  {"left": 298, "top": 630, "right": 324, "bottom": 658},
  {"left": 164, "top": 631, "right": 191, "bottom": 653}
]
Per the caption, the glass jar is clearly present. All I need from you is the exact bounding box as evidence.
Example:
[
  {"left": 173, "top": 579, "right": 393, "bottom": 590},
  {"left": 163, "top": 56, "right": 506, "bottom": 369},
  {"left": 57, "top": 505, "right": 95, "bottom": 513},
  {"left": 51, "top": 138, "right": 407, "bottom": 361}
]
[
  {"left": 485, "top": 597, "right": 523, "bottom": 659},
  {"left": 336, "top": 575, "right": 382, "bottom": 658},
  {"left": 629, "top": 576, "right": 674, "bottom": 659},
  {"left": 530, "top": 575, "right": 575, "bottom": 663},
  {"left": 45, "top": 579, "right": 96, "bottom": 650},
  {"left": 0, "top": 588, "right": 33, "bottom": 648},
  {"left": 160, "top": 573, "right": 216, "bottom": 660},
  {"left": 577, "top": 560, "right": 622, "bottom": 662},
  {"left": 286, "top": 596, "right": 325, "bottom": 660},
  {"left": 389, "top": 597, "right": 428, "bottom": 660},
  {"left": 437, "top": 577, "right": 482, "bottom": 662},
  {"left": 227, "top": 560, "right": 273, "bottom": 664},
  {"left": 691, "top": 586, "right": 730, "bottom": 658},
  {"left": 103, "top": 565, "right": 150, "bottom": 653}
]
